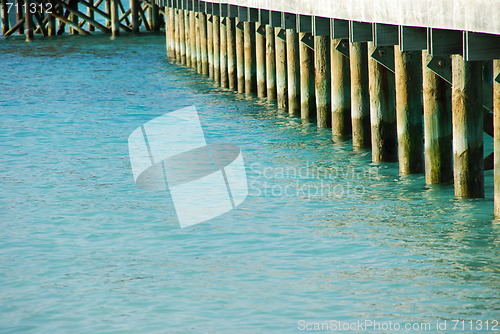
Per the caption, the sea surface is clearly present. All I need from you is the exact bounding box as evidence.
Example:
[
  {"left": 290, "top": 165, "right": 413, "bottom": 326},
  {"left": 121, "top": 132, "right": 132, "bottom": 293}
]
[{"left": 0, "top": 34, "right": 498, "bottom": 333}]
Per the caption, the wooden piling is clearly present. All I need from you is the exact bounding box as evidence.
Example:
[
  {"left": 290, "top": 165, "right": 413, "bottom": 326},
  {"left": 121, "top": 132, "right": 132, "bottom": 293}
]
[
  {"left": 276, "top": 27, "right": 288, "bottom": 109},
  {"left": 179, "top": 9, "right": 186, "bottom": 64},
  {"left": 395, "top": 46, "right": 424, "bottom": 173},
  {"left": 331, "top": 39, "right": 351, "bottom": 138},
  {"left": 69, "top": 0, "right": 79, "bottom": 35},
  {"left": 220, "top": 18, "right": 229, "bottom": 88},
  {"left": 104, "top": 0, "right": 110, "bottom": 28},
  {"left": 186, "top": 11, "right": 198, "bottom": 69},
  {"left": 167, "top": 6, "right": 175, "bottom": 58},
  {"left": 350, "top": 42, "right": 371, "bottom": 147},
  {"left": 213, "top": 15, "right": 220, "bottom": 83},
  {"left": 16, "top": 0, "right": 24, "bottom": 35},
  {"left": 287, "top": 29, "right": 300, "bottom": 115},
  {"left": 451, "top": 54, "right": 484, "bottom": 198},
  {"left": 149, "top": 1, "right": 160, "bottom": 31},
  {"left": 200, "top": 12, "right": 208, "bottom": 75},
  {"left": 422, "top": 52, "right": 453, "bottom": 184},
  {"left": 244, "top": 21, "right": 256, "bottom": 94},
  {"left": 185, "top": 10, "right": 192, "bottom": 67},
  {"left": 299, "top": 33, "right": 315, "bottom": 119},
  {"left": 174, "top": 9, "right": 181, "bottom": 62},
  {"left": 494, "top": 59, "right": 500, "bottom": 217},
  {"left": 368, "top": 43, "right": 397, "bottom": 161},
  {"left": 130, "top": 0, "right": 139, "bottom": 33},
  {"left": 195, "top": 12, "right": 202, "bottom": 74},
  {"left": 236, "top": 19, "right": 245, "bottom": 93},
  {"left": 24, "top": 0, "right": 33, "bottom": 41},
  {"left": 1, "top": 0, "right": 9, "bottom": 35},
  {"left": 86, "top": 0, "right": 94, "bottom": 32},
  {"left": 266, "top": 25, "right": 277, "bottom": 101},
  {"left": 207, "top": 14, "right": 213, "bottom": 79},
  {"left": 256, "top": 25, "right": 267, "bottom": 97},
  {"left": 227, "top": 17, "right": 237, "bottom": 89},
  {"left": 315, "top": 36, "right": 331, "bottom": 127}
]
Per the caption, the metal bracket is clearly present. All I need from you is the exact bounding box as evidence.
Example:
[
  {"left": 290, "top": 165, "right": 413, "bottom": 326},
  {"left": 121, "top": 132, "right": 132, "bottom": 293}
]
[
  {"left": 371, "top": 46, "right": 395, "bottom": 73},
  {"left": 300, "top": 32, "right": 314, "bottom": 50},
  {"left": 335, "top": 39, "right": 350, "bottom": 58},
  {"left": 256, "top": 24, "right": 266, "bottom": 36},
  {"left": 426, "top": 55, "right": 452, "bottom": 85},
  {"left": 277, "top": 28, "right": 286, "bottom": 41}
]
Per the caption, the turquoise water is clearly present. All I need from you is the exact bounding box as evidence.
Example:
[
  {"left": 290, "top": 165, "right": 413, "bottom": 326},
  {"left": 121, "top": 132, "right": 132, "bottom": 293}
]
[{"left": 1, "top": 34, "right": 498, "bottom": 333}]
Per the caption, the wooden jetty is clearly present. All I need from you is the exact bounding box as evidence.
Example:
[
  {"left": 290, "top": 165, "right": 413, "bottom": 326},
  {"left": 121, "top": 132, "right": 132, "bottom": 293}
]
[{"left": 2, "top": 0, "right": 500, "bottom": 218}]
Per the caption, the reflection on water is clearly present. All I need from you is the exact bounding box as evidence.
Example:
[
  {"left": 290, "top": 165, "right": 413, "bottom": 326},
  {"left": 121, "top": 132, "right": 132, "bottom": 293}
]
[{"left": 0, "top": 34, "right": 498, "bottom": 333}]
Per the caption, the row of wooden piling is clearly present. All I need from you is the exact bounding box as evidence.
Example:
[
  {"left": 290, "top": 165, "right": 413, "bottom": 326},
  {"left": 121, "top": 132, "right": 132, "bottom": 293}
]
[
  {"left": 0, "top": 0, "right": 162, "bottom": 40},
  {"left": 164, "top": 4, "right": 500, "bottom": 216}
]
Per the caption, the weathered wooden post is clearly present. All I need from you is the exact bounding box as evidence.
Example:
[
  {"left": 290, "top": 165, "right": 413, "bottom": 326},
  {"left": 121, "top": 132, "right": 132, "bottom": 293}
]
[
  {"left": 495, "top": 59, "right": 500, "bottom": 217},
  {"left": 286, "top": 26, "right": 300, "bottom": 115},
  {"left": 174, "top": 8, "right": 181, "bottom": 62},
  {"left": 190, "top": 4, "right": 199, "bottom": 69},
  {"left": 207, "top": 12, "right": 214, "bottom": 79},
  {"left": 299, "top": 33, "right": 315, "bottom": 119},
  {"left": 47, "top": 0, "right": 56, "bottom": 36},
  {"left": 368, "top": 43, "right": 397, "bottom": 161},
  {"left": 220, "top": 17, "right": 229, "bottom": 88},
  {"left": 236, "top": 18, "right": 245, "bottom": 93},
  {"left": 200, "top": 12, "right": 208, "bottom": 76},
  {"left": 15, "top": 0, "right": 24, "bottom": 35},
  {"left": 104, "top": 0, "right": 111, "bottom": 29},
  {"left": 213, "top": 14, "right": 220, "bottom": 83},
  {"left": 276, "top": 27, "right": 288, "bottom": 109},
  {"left": 227, "top": 16, "right": 237, "bottom": 89},
  {"left": 185, "top": 10, "right": 192, "bottom": 67},
  {"left": 244, "top": 21, "right": 256, "bottom": 94},
  {"left": 315, "top": 36, "right": 331, "bottom": 127},
  {"left": 266, "top": 25, "right": 277, "bottom": 100},
  {"left": 296, "top": 16, "right": 315, "bottom": 119},
  {"left": 179, "top": 8, "right": 186, "bottom": 64},
  {"left": 452, "top": 55, "right": 484, "bottom": 198},
  {"left": 395, "top": 46, "right": 424, "bottom": 173},
  {"left": 423, "top": 52, "right": 453, "bottom": 184},
  {"left": 110, "top": 0, "right": 120, "bottom": 36},
  {"left": 314, "top": 17, "right": 331, "bottom": 127},
  {"left": 87, "top": 0, "right": 95, "bottom": 32},
  {"left": 130, "top": 0, "right": 139, "bottom": 33},
  {"left": 256, "top": 24, "right": 267, "bottom": 97},
  {"left": 69, "top": 0, "right": 79, "bottom": 35},
  {"left": 350, "top": 42, "right": 371, "bottom": 147},
  {"left": 1, "top": 0, "right": 9, "bottom": 36},
  {"left": 150, "top": 1, "right": 160, "bottom": 31},
  {"left": 196, "top": 11, "right": 203, "bottom": 74},
  {"left": 24, "top": 0, "right": 33, "bottom": 41},
  {"left": 331, "top": 38, "right": 351, "bottom": 138}
]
